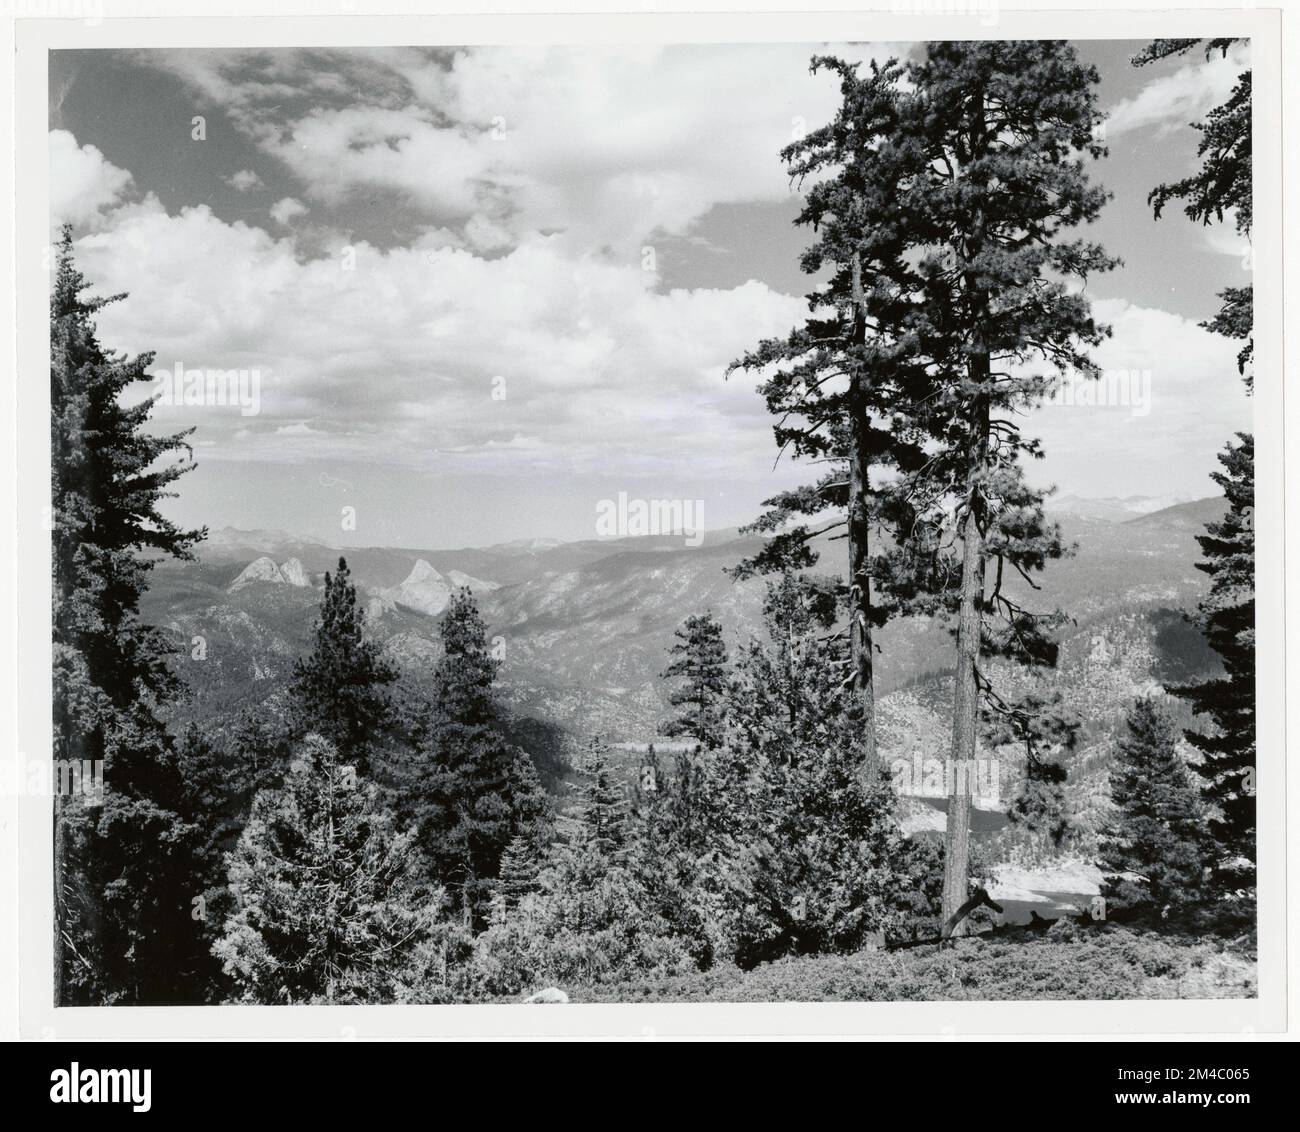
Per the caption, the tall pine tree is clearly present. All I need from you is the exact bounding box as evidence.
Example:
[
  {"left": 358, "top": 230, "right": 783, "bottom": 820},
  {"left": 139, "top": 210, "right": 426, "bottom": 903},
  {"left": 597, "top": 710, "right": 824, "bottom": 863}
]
[
  {"left": 51, "top": 226, "right": 212, "bottom": 1004},
  {"left": 728, "top": 58, "right": 938, "bottom": 778},
  {"left": 854, "top": 43, "right": 1116, "bottom": 923},
  {"left": 657, "top": 611, "right": 731, "bottom": 899},
  {"left": 1174, "top": 436, "right": 1255, "bottom": 900}
]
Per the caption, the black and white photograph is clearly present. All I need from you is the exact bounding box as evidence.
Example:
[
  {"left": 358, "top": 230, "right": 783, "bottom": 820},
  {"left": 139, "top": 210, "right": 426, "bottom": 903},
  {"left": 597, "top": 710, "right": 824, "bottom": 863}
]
[{"left": 4, "top": 0, "right": 1293, "bottom": 1058}]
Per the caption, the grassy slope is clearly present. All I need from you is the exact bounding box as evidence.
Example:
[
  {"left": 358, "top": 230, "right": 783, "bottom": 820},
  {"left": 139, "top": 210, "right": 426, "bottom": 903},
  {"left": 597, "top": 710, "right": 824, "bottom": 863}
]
[{"left": 566, "top": 927, "right": 1257, "bottom": 1003}]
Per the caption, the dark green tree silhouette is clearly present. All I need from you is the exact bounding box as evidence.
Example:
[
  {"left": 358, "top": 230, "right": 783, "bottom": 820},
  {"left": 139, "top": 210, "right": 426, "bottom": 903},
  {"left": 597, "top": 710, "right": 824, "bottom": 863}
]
[
  {"left": 412, "top": 589, "right": 548, "bottom": 927},
  {"left": 289, "top": 557, "right": 397, "bottom": 775},
  {"left": 727, "top": 58, "right": 941, "bottom": 778},
  {"left": 1099, "top": 699, "right": 1207, "bottom": 914},
  {"left": 50, "top": 226, "right": 211, "bottom": 1004},
  {"left": 1173, "top": 437, "right": 1255, "bottom": 900},
  {"left": 660, "top": 612, "right": 728, "bottom": 749}
]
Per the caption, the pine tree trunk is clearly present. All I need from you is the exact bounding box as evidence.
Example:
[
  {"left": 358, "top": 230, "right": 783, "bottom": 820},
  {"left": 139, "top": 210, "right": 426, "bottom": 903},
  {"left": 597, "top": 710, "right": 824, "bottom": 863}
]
[
  {"left": 463, "top": 840, "right": 476, "bottom": 929},
  {"left": 53, "top": 797, "right": 66, "bottom": 1006},
  {"left": 848, "top": 254, "right": 878, "bottom": 778},
  {"left": 941, "top": 105, "right": 991, "bottom": 923},
  {"left": 941, "top": 484, "right": 986, "bottom": 924},
  {"left": 848, "top": 419, "right": 877, "bottom": 776}
]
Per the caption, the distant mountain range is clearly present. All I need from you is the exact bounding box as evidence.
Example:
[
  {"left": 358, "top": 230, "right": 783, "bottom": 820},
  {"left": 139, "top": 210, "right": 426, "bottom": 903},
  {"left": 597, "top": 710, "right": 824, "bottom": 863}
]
[
  {"left": 149, "top": 494, "right": 1222, "bottom": 734},
  {"left": 1048, "top": 492, "right": 1199, "bottom": 523},
  {"left": 145, "top": 495, "right": 1226, "bottom": 860}
]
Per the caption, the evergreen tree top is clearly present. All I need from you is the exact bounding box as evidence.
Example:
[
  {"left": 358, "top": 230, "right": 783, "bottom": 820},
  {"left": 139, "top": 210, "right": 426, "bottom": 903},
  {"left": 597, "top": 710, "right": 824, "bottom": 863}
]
[
  {"left": 52, "top": 225, "right": 205, "bottom": 565},
  {"left": 578, "top": 736, "right": 629, "bottom": 857},
  {"left": 290, "top": 556, "right": 397, "bottom": 770},
  {"left": 435, "top": 587, "right": 501, "bottom": 723}
]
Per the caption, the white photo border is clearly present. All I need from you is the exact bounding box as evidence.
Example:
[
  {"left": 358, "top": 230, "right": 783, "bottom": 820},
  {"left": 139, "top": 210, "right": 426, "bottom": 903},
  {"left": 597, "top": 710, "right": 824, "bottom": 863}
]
[{"left": 6, "top": 1, "right": 1287, "bottom": 1040}]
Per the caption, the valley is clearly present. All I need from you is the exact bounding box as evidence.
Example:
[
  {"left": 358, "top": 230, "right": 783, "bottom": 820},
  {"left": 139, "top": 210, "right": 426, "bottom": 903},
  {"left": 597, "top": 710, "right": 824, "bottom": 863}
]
[{"left": 145, "top": 494, "right": 1224, "bottom": 898}]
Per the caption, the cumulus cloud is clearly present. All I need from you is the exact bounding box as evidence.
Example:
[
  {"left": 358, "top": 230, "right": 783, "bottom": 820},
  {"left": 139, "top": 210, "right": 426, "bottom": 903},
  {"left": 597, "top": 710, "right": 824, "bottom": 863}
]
[
  {"left": 1028, "top": 297, "right": 1252, "bottom": 498},
  {"left": 142, "top": 44, "right": 894, "bottom": 253},
  {"left": 269, "top": 196, "right": 307, "bottom": 225},
  {"left": 74, "top": 193, "right": 805, "bottom": 480},
  {"left": 226, "top": 169, "right": 264, "bottom": 192},
  {"left": 49, "top": 129, "right": 133, "bottom": 228},
  {"left": 1105, "top": 43, "right": 1247, "bottom": 138},
  {"left": 72, "top": 183, "right": 1251, "bottom": 506}
]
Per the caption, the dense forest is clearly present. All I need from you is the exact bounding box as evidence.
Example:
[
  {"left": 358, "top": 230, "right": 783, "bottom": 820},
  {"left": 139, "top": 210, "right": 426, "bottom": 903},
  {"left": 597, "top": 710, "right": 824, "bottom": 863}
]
[{"left": 51, "top": 40, "right": 1255, "bottom": 1005}]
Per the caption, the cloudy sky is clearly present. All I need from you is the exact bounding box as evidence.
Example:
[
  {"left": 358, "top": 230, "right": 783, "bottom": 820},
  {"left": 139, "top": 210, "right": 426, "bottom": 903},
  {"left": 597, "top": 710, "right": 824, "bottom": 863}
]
[{"left": 50, "top": 41, "right": 1253, "bottom": 549}]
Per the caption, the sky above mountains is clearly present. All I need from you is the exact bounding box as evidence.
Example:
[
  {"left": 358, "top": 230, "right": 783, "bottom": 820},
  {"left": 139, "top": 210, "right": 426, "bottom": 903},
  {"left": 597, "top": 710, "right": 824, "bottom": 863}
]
[{"left": 50, "top": 40, "right": 1253, "bottom": 549}]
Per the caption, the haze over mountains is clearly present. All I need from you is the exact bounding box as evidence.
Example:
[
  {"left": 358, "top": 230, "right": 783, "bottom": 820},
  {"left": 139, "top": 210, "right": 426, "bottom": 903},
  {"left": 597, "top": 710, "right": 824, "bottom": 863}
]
[
  {"left": 149, "top": 494, "right": 1221, "bottom": 743},
  {"left": 1047, "top": 492, "right": 1199, "bottom": 523}
]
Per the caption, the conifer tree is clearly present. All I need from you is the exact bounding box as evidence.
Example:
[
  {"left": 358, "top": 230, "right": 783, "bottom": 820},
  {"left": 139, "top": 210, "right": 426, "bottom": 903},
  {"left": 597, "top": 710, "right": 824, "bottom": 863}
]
[
  {"left": 413, "top": 588, "right": 546, "bottom": 926},
  {"left": 727, "top": 59, "right": 937, "bottom": 777},
  {"left": 50, "top": 226, "right": 211, "bottom": 1004},
  {"left": 660, "top": 612, "right": 728, "bottom": 748},
  {"left": 855, "top": 42, "right": 1116, "bottom": 923},
  {"left": 290, "top": 557, "right": 397, "bottom": 775},
  {"left": 660, "top": 748, "right": 709, "bottom": 855},
  {"left": 657, "top": 611, "right": 729, "bottom": 905},
  {"left": 508, "top": 743, "right": 553, "bottom": 855},
  {"left": 632, "top": 742, "right": 663, "bottom": 814},
  {"left": 214, "top": 734, "right": 441, "bottom": 1003},
  {"left": 1136, "top": 38, "right": 1255, "bottom": 907},
  {"left": 1173, "top": 436, "right": 1255, "bottom": 899},
  {"left": 172, "top": 724, "right": 252, "bottom": 998},
  {"left": 639, "top": 571, "right": 943, "bottom": 967},
  {"left": 480, "top": 738, "right": 695, "bottom": 984},
  {"left": 627, "top": 742, "right": 671, "bottom": 875},
  {"left": 1099, "top": 699, "right": 1207, "bottom": 914},
  {"left": 726, "top": 574, "right": 849, "bottom": 771},
  {"left": 579, "top": 737, "right": 629, "bottom": 860},
  {"left": 626, "top": 743, "right": 669, "bottom": 856},
  {"left": 626, "top": 752, "right": 720, "bottom": 969},
  {"left": 474, "top": 831, "right": 688, "bottom": 993},
  {"left": 494, "top": 834, "right": 543, "bottom": 914},
  {"left": 721, "top": 572, "right": 942, "bottom": 964},
  {"left": 226, "top": 708, "right": 292, "bottom": 800}
]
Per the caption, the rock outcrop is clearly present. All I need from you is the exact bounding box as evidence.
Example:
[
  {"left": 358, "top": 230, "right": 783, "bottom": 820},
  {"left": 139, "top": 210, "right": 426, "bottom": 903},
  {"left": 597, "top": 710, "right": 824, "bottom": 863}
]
[
  {"left": 229, "top": 556, "right": 313, "bottom": 591},
  {"left": 379, "top": 559, "right": 453, "bottom": 615}
]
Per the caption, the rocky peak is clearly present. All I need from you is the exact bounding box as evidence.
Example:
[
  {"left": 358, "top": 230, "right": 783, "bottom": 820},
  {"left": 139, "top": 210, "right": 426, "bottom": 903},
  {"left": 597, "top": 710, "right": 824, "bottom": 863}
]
[{"left": 229, "top": 556, "right": 286, "bottom": 590}]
